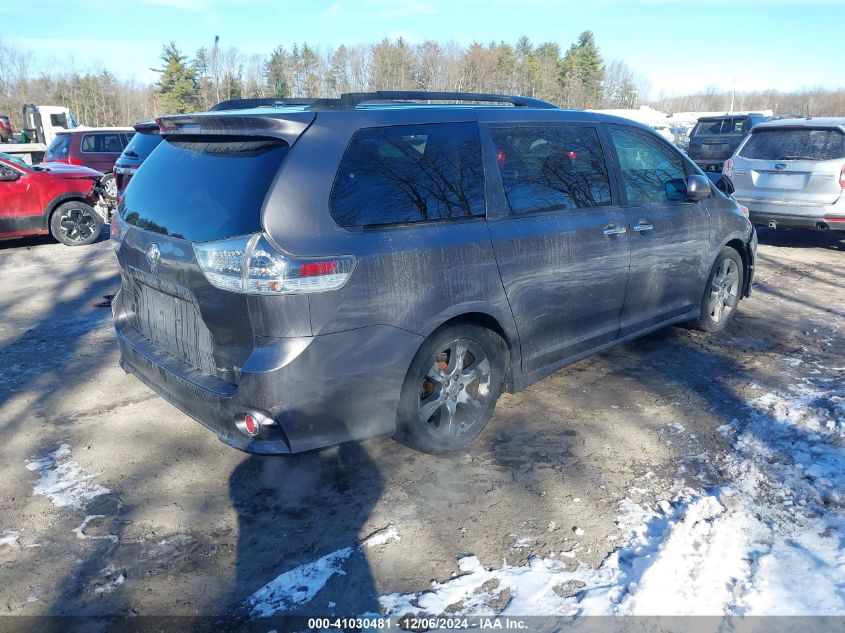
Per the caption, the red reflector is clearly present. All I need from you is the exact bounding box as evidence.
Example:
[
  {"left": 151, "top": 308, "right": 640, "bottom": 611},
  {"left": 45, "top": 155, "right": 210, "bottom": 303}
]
[
  {"left": 299, "top": 261, "right": 337, "bottom": 277},
  {"left": 244, "top": 414, "right": 257, "bottom": 435},
  {"left": 826, "top": 217, "right": 845, "bottom": 223},
  {"left": 496, "top": 149, "right": 506, "bottom": 168}
]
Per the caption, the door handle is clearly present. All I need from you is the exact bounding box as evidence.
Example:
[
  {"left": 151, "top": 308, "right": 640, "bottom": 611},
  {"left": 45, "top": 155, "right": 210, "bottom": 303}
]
[
  {"left": 602, "top": 223, "right": 627, "bottom": 236},
  {"left": 633, "top": 222, "right": 654, "bottom": 232}
]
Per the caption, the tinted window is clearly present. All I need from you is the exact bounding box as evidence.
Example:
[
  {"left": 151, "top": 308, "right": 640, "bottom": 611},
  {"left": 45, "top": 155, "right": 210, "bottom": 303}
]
[
  {"left": 490, "top": 124, "right": 611, "bottom": 214},
  {"left": 82, "top": 133, "right": 124, "bottom": 153},
  {"left": 49, "top": 113, "right": 70, "bottom": 129},
  {"left": 45, "top": 134, "right": 70, "bottom": 160},
  {"left": 120, "top": 136, "right": 288, "bottom": 242},
  {"left": 693, "top": 118, "right": 747, "bottom": 136},
  {"left": 122, "top": 131, "right": 162, "bottom": 161},
  {"left": 609, "top": 126, "right": 688, "bottom": 205},
  {"left": 739, "top": 128, "right": 845, "bottom": 161},
  {"left": 330, "top": 122, "right": 485, "bottom": 228}
]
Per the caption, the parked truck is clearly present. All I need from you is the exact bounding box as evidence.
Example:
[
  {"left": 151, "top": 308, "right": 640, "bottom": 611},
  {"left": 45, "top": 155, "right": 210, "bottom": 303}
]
[{"left": 0, "top": 104, "right": 79, "bottom": 164}]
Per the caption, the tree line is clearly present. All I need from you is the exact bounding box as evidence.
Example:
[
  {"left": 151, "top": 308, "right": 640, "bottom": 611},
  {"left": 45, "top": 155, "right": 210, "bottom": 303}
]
[{"left": 1, "top": 35, "right": 843, "bottom": 131}]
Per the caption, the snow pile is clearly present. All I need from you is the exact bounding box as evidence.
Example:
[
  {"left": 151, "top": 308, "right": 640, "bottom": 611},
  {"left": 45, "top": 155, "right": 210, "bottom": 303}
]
[
  {"left": 248, "top": 525, "right": 401, "bottom": 617},
  {"left": 0, "top": 530, "right": 20, "bottom": 548},
  {"left": 25, "top": 444, "right": 110, "bottom": 509}
]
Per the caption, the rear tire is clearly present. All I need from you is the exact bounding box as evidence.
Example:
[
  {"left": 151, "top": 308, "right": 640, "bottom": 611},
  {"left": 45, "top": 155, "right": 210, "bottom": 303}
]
[
  {"left": 688, "top": 246, "right": 744, "bottom": 332},
  {"left": 100, "top": 173, "right": 118, "bottom": 201},
  {"left": 395, "top": 324, "right": 502, "bottom": 454},
  {"left": 50, "top": 201, "right": 103, "bottom": 246}
]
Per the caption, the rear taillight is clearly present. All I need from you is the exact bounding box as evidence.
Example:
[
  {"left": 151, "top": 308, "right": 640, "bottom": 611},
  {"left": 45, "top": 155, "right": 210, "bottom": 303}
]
[
  {"left": 110, "top": 212, "right": 124, "bottom": 251},
  {"left": 839, "top": 164, "right": 845, "bottom": 189},
  {"left": 68, "top": 157, "right": 83, "bottom": 166},
  {"left": 723, "top": 158, "right": 734, "bottom": 178},
  {"left": 194, "top": 233, "right": 356, "bottom": 295}
]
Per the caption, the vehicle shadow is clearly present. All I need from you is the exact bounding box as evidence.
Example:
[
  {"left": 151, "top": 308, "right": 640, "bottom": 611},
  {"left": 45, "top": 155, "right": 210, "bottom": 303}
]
[
  {"left": 224, "top": 436, "right": 385, "bottom": 628},
  {"left": 756, "top": 226, "right": 845, "bottom": 251}
]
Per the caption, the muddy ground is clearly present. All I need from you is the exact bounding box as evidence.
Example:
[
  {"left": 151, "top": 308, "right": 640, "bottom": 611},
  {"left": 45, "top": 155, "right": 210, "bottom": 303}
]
[{"left": 0, "top": 228, "right": 843, "bottom": 622}]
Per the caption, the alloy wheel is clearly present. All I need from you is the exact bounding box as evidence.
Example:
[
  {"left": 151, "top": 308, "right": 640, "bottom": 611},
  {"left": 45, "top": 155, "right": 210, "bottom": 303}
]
[{"left": 708, "top": 258, "right": 739, "bottom": 323}]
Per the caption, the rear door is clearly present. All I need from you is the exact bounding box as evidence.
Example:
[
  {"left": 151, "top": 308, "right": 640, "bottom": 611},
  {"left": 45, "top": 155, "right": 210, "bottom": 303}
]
[
  {"left": 689, "top": 117, "right": 747, "bottom": 170},
  {"left": 480, "top": 113, "right": 630, "bottom": 373},
  {"left": 606, "top": 124, "right": 711, "bottom": 335},
  {"left": 732, "top": 126, "right": 845, "bottom": 206}
]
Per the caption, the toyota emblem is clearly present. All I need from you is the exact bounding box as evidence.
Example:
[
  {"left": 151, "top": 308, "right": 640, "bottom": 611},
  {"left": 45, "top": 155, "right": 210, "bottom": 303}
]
[{"left": 146, "top": 242, "right": 161, "bottom": 270}]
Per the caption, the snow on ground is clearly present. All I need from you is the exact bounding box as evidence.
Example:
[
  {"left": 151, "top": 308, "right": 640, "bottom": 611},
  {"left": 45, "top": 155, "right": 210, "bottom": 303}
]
[
  {"left": 243, "top": 343, "right": 844, "bottom": 619},
  {"left": 25, "top": 444, "right": 111, "bottom": 509},
  {"left": 1, "top": 530, "right": 20, "bottom": 548},
  {"left": 248, "top": 525, "right": 401, "bottom": 617},
  {"left": 380, "top": 348, "right": 845, "bottom": 617}
]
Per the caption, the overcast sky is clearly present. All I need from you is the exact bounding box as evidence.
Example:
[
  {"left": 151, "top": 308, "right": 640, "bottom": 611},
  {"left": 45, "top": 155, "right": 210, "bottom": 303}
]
[{"left": 3, "top": 0, "right": 843, "bottom": 97}]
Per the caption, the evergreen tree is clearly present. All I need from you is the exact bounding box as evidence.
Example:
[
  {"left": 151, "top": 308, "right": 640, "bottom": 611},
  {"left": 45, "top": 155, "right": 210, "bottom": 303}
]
[
  {"left": 265, "top": 46, "right": 290, "bottom": 98},
  {"left": 154, "top": 42, "right": 199, "bottom": 114},
  {"left": 561, "top": 31, "right": 605, "bottom": 107}
]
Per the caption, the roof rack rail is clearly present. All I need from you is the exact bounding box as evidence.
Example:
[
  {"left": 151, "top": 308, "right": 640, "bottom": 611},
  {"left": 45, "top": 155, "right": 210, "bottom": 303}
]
[
  {"left": 209, "top": 97, "right": 316, "bottom": 111},
  {"left": 308, "top": 91, "right": 558, "bottom": 109}
]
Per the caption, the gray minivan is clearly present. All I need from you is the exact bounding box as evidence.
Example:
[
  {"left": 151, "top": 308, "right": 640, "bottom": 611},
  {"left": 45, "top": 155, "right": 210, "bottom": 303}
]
[{"left": 111, "top": 91, "right": 757, "bottom": 455}]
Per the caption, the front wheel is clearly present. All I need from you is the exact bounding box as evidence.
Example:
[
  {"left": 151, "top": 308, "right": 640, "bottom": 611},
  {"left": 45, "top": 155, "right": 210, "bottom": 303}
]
[
  {"left": 688, "top": 246, "right": 744, "bottom": 332},
  {"left": 395, "top": 324, "right": 502, "bottom": 454},
  {"left": 50, "top": 201, "right": 103, "bottom": 246}
]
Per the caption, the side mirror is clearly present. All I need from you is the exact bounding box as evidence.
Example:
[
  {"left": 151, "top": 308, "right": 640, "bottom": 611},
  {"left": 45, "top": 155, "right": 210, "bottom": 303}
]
[
  {"left": 686, "top": 174, "right": 712, "bottom": 202},
  {"left": 0, "top": 169, "right": 20, "bottom": 182}
]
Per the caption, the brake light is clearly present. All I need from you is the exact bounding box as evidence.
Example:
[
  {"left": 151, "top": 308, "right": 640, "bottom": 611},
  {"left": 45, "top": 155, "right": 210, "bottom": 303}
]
[
  {"left": 109, "top": 212, "right": 124, "bottom": 251},
  {"left": 68, "top": 157, "right": 83, "bottom": 166},
  {"left": 723, "top": 158, "right": 734, "bottom": 178},
  {"left": 840, "top": 164, "right": 845, "bottom": 189},
  {"left": 194, "top": 233, "right": 356, "bottom": 295}
]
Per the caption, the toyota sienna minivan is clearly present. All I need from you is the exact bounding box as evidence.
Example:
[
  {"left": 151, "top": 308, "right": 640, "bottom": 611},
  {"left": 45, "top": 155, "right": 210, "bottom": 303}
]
[{"left": 111, "top": 91, "right": 756, "bottom": 455}]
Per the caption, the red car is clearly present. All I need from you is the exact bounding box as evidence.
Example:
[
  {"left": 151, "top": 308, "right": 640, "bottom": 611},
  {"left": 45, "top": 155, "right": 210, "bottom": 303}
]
[
  {"left": 0, "top": 153, "right": 106, "bottom": 246},
  {"left": 43, "top": 128, "right": 134, "bottom": 199}
]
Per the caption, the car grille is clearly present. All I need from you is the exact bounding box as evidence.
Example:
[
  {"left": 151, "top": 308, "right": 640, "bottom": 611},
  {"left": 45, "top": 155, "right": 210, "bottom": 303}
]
[{"left": 129, "top": 269, "right": 218, "bottom": 377}]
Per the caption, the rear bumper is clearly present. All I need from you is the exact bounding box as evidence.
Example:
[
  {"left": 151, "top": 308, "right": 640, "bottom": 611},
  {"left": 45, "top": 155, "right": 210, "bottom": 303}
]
[
  {"left": 114, "top": 292, "right": 423, "bottom": 454},
  {"left": 737, "top": 197, "right": 845, "bottom": 231}
]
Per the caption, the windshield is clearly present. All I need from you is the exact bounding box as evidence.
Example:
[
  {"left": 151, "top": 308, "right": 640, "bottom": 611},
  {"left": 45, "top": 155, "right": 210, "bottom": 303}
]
[
  {"left": 0, "top": 153, "right": 33, "bottom": 171},
  {"left": 739, "top": 128, "right": 845, "bottom": 161}
]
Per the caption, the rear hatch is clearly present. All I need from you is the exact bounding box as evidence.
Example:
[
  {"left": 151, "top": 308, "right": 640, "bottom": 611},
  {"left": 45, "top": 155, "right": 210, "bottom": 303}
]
[
  {"left": 729, "top": 126, "right": 845, "bottom": 206},
  {"left": 114, "top": 110, "right": 316, "bottom": 385},
  {"left": 688, "top": 117, "right": 749, "bottom": 167}
]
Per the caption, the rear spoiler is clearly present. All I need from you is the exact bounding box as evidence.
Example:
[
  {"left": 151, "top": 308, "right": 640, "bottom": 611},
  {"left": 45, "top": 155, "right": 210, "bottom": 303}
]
[{"left": 155, "top": 111, "right": 316, "bottom": 146}]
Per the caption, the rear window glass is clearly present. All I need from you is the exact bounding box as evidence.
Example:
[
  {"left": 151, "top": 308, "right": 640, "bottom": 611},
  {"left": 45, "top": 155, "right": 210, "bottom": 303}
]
[
  {"left": 330, "top": 122, "right": 485, "bottom": 228},
  {"left": 490, "top": 124, "right": 611, "bottom": 214},
  {"left": 120, "top": 136, "right": 288, "bottom": 242},
  {"left": 46, "top": 134, "right": 70, "bottom": 159},
  {"left": 122, "top": 131, "right": 162, "bottom": 161},
  {"left": 693, "top": 118, "right": 747, "bottom": 136},
  {"left": 739, "top": 128, "right": 845, "bottom": 161}
]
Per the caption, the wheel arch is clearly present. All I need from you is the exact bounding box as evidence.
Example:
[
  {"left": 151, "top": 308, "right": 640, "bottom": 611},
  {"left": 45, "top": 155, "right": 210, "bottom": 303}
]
[
  {"left": 44, "top": 191, "right": 95, "bottom": 224},
  {"left": 722, "top": 236, "right": 753, "bottom": 298}
]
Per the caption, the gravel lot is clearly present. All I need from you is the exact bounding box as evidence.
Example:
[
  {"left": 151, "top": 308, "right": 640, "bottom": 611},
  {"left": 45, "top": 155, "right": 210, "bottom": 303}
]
[{"left": 0, "top": 228, "right": 843, "bottom": 621}]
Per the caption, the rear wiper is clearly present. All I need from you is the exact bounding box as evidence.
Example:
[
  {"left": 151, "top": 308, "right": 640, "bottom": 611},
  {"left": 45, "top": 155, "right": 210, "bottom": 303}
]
[{"left": 123, "top": 150, "right": 139, "bottom": 158}]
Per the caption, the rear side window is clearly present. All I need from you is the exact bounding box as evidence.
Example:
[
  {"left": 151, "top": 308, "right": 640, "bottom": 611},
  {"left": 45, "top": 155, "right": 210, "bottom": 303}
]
[
  {"left": 609, "top": 126, "right": 689, "bottom": 205},
  {"left": 490, "top": 124, "right": 611, "bottom": 214},
  {"left": 122, "top": 131, "right": 162, "bottom": 161},
  {"left": 330, "top": 122, "right": 485, "bottom": 228},
  {"left": 693, "top": 118, "right": 747, "bottom": 136},
  {"left": 739, "top": 128, "right": 845, "bottom": 161},
  {"left": 120, "top": 136, "right": 288, "bottom": 242},
  {"left": 46, "top": 134, "right": 70, "bottom": 160},
  {"left": 82, "top": 133, "right": 125, "bottom": 153}
]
